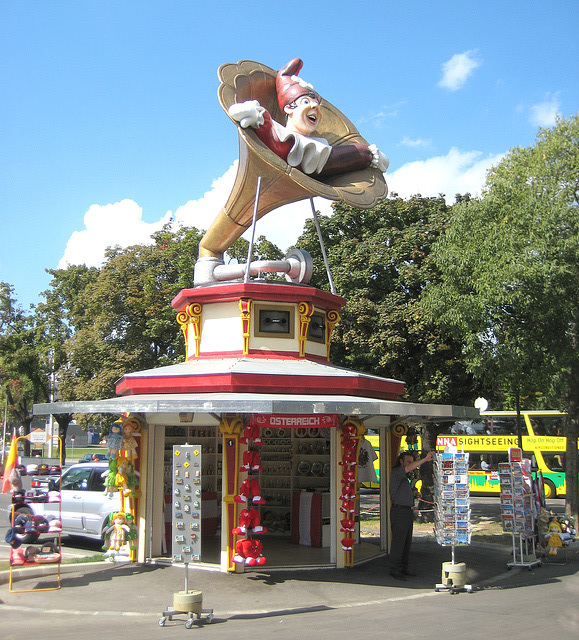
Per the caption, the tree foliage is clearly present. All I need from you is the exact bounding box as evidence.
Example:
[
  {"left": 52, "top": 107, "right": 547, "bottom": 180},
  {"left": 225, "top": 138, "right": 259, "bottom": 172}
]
[
  {"left": 0, "top": 282, "right": 48, "bottom": 454},
  {"left": 295, "top": 196, "right": 479, "bottom": 405},
  {"left": 423, "top": 115, "right": 579, "bottom": 519}
]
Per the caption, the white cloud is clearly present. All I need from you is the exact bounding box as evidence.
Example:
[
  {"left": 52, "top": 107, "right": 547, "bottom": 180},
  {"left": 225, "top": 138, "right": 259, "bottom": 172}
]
[
  {"left": 529, "top": 93, "right": 561, "bottom": 127},
  {"left": 58, "top": 199, "right": 172, "bottom": 268},
  {"left": 400, "top": 136, "right": 431, "bottom": 148},
  {"left": 59, "top": 148, "right": 503, "bottom": 269},
  {"left": 438, "top": 50, "right": 482, "bottom": 91},
  {"left": 387, "top": 147, "right": 504, "bottom": 203}
]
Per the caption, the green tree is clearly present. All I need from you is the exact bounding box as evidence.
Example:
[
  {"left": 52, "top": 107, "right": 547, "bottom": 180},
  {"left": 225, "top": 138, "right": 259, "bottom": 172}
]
[
  {"left": 0, "top": 282, "right": 48, "bottom": 455},
  {"left": 295, "top": 196, "right": 482, "bottom": 517},
  {"left": 423, "top": 115, "right": 579, "bottom": 521},
  {"left": 296, "top": 196, "right": 478, "bottom": 405},
  {"left": 56, "top": 225, "right": 204, "bottom": 407}
]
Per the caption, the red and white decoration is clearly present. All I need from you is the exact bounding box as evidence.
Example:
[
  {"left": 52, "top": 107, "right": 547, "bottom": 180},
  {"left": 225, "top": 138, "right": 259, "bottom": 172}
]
[{"left": 233, "top": 424, "right": 267, "bottom": 566}]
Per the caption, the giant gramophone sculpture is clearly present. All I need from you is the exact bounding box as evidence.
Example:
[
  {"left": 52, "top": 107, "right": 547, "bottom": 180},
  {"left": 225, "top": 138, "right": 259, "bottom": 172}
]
[{"left": 194, "top": 58, "right": 389, "bottom": 287}]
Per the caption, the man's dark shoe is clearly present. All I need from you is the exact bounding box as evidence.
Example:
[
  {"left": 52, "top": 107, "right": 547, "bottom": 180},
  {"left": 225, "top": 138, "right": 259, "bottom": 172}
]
[
  {"left": 402, "top": 568, "right": 417, "bottom": 576},
  {"left": 390, "top": 570, "right": 407, "bottom": 581}
]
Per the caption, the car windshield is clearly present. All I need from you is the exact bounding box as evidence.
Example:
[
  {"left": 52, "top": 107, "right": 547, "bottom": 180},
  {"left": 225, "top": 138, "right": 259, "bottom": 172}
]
[{"left": 61, "top": 467, "right": 93, "bottom": 491}]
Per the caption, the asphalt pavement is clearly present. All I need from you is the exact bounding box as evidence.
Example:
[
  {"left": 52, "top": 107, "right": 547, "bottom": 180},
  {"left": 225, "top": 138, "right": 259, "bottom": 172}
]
[{"left": 1, "top": 489, "right": 576, "bottom": 639}]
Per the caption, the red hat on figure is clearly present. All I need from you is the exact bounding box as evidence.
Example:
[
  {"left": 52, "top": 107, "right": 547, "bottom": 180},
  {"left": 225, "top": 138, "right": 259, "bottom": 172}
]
[{"left": 276, "top": 58, "right": 320, "bottom": 111}]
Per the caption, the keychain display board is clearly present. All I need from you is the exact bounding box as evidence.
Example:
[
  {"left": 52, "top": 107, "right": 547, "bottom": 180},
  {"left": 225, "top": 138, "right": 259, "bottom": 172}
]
[
  {"left": 433, "top": 451, "right": 473, "bottom": 593},
  {"left": 499, "top": 457, "right": 540, "bottom": 569},
  {"left": 171, "top": 445, "right": 202, "bottom": 563}
]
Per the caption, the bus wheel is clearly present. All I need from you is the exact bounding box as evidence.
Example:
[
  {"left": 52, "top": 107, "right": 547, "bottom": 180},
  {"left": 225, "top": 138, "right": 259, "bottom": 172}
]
[{"left": 543, "top": 479, "right": 556, "bottom": 499}]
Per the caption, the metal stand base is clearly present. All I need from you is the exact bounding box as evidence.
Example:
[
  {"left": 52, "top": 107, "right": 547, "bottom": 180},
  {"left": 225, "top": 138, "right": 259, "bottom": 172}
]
[
  {"left": 435, "top": 582, "right": 473, "bottom": 594},
  {"left": 158, "top": 606, "right": 214, "bottom": 629}
]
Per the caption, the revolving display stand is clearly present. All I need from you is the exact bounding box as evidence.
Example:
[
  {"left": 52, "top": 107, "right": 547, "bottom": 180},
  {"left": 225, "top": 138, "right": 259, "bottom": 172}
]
[
  {"left": 433, "top": 451, "right": 473, "bottom": 594},
  {"left": 159, "top": 444, "right": 213, "bottom": 628},
  {"left": 499, "top": 451, "right": 540, "bottom": 570}
]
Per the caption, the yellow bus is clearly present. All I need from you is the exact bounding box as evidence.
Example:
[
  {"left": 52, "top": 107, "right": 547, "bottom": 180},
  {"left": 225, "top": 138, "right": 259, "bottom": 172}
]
[
  {"left": 364, "top": 411, "right": 570, "bottom": 498},
  {"left": 436, "top": 410, "right": 568, "bottom": 498}
]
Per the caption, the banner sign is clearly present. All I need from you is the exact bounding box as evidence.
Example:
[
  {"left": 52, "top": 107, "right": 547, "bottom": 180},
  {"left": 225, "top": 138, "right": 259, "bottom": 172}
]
[{"left": 250, "top": 414, "right": 339, "bottom": 429}]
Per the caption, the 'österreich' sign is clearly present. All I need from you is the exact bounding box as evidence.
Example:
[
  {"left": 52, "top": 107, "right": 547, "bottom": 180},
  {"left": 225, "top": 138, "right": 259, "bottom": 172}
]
[{"left": 249, "top": 414, "right": 339, "bottom": 429}]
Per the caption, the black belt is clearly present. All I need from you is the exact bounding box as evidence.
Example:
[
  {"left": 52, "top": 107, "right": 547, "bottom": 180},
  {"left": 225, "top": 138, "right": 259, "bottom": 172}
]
[{"left": 391, "top": 504, "right": 412, "bottom": 509}]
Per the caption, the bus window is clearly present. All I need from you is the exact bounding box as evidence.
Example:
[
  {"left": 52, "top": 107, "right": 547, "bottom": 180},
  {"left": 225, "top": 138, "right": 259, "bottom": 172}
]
[
  {"left": 542, "top": 454, "right": 565, "bottom": 472},
  {"left": 484, "top": 417, "right": 518, "bottom": 435},
  {"left": 529, "top": 416, "right": 564, "bottom": 437}
]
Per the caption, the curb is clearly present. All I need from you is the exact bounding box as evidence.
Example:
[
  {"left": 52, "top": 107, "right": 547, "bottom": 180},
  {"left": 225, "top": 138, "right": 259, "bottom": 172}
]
[{"left": 0, "top": 560, "right": 114, "bottom": 586}]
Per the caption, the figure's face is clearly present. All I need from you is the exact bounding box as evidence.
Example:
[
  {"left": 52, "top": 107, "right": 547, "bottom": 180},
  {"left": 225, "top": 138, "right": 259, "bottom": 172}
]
[{"left": 284, "top": 95, "right": 320, "bottom": 136}]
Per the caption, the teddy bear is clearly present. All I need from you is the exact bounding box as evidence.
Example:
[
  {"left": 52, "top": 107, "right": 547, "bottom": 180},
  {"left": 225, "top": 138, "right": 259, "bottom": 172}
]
[
  {"left": 232, "top": 508, "right": 267, "bottom": 535},
  {"left": 239, "top": 424, "right": 263, "bottom": 446},
  {"left": 233, "top": 538, "right": 266, "bottom": 566},
  {"left": 234, "top": 478, "right": 265, "bottom": 505}
]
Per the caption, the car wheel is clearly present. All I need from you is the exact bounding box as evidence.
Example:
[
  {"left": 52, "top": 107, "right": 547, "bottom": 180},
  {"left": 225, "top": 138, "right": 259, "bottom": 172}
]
[{"left": 12, "top": 506, "right": 40, "bottom": 544}]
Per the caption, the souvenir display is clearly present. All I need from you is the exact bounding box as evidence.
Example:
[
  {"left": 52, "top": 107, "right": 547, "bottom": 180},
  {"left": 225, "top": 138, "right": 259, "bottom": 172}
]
[
  {"left": 433, "top": 452, "right": 471, "bottom": 546},
  {"left": 171, "top": 445, "right": 202, "bottom": 564},
  {"left": 6, "top": 434, "right": 63, "bottom": 593},
  {"left": 233, "top": 427, "right": 266, "bottom": 566},
  {"left": 499, "top": 452, "right": 540, "bottom": 568}
]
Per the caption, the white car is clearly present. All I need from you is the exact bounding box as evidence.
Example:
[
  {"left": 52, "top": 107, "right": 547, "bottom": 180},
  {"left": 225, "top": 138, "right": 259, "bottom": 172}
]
[{"left": 12, "top": 462, "right": 121, "bottom": 543}]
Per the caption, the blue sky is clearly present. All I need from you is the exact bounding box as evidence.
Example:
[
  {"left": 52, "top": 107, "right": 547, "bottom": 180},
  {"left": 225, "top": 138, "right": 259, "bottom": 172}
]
[{"left": 1, "top": 1, "right": 577, "bottom": 309}]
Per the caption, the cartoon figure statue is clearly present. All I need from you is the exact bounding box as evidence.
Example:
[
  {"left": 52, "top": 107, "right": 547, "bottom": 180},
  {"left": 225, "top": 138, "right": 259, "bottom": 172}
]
[
  {"left": 228, "top": 58, "right": 389, "bottom": 179},
  {"left": 106, "top": 422, "right": 123, "bottom": 459},
  {"left": 105, "top": 512, "right": 130, "bottom": 552},
  {"left": 196, "top": 58, "right": 390, "bottom": 267}
]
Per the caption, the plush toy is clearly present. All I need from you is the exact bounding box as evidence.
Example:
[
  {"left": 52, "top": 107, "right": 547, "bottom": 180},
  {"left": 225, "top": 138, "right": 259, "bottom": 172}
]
[
  {"left": 233, "top": 538, "right": 266, "bottom": 566},
  {"left": 340, "top": 485, "right": 357, "bottom": 501},
  {"left": 234, "top": 478, "right": 265, "bottom": 505},
  {"left": 8, "top": 467, "right": 23, "bottom": 492},
  {"left": 341, "top": 537, "right": 355, "bottom": 551},
  {"left": 124, "top": 513, "right": 139, "bottom": 552},
  {"left": 232, "top": 508, "right": 267, "bottom": 535},
  {"left": 105, "top": 512, "right": 130, "bottom": 551},
  {"left": 239, "top": 449, "right": 263, "bottom": 472},
  {"left": 121, "top": 421, "right": 139, "bottom": 461},
  {"left": 342, "top": 422, "right": 358, "bottom": 437},
  {"left": 339, "top": 451, "right": 357, "bottom": 467},
  {"left": 340, "top": 518, "right": 355, "bottom": 533},
  {"left": 546, "top": 518, "right": 563, "bottom": 555},
  {"left": 102, "top": 458, "right": 118, "bottom": 496},
  {"left": 106, "top": 422, "right": 123, "bottom": 459},
  {"left": 340, "top": 500, "right": 356, "bottom": 514},
  {"left": 341, "top": 469, "right": 356, "bottom": 483},
  {"left": 114, "top": 455, "right": 132, "bottom": 496},
  {"left": 239, "top": 424, "right": 263, "bottom": 446}
]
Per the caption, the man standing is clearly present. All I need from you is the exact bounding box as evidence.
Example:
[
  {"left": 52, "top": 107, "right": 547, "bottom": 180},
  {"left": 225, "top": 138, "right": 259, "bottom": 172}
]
[{"left": 388, "top": 450, "right": 434, "bottom": 580}]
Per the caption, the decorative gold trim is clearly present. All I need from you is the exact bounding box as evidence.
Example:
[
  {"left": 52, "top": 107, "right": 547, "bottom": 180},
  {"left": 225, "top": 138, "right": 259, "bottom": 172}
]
[
  {"left": 325, "top": 309, "right": 340, "bottom": 361},
  {"left": 297, "top": 301, "right": 315, "bottom": 357},
  {"left": 239, "top": 298, "right": 253, "bottom": 355}
]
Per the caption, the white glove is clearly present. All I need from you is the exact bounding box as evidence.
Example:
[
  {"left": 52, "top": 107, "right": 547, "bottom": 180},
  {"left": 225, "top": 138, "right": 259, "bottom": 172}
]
[
  {"left": 228, "top": 100, "right": 266, "bottom": 129},
  {"left": 369, "top": 144, "right": 389, "bottom": 172}
]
